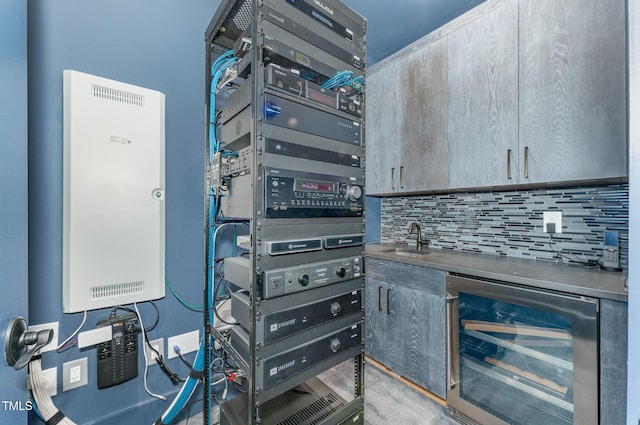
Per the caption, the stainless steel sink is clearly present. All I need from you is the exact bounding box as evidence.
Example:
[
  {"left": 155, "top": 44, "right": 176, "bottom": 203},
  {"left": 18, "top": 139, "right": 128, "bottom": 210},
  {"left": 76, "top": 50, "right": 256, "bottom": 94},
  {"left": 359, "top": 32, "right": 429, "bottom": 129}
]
[{"left": 380, "top": 247, "right": 431, "bottom": 257}]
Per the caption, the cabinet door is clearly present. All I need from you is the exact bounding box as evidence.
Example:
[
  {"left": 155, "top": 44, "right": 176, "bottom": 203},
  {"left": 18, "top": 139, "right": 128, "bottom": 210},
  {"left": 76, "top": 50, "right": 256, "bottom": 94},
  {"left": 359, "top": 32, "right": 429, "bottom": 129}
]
[
  {"left": 365, "top": 60, "right": 403, "bottom": 195},
  {"left": 399, "top": 37, "right": 449, "bottom": 192},
  {"left": 519, "top": 0, "right": 627, "bottom": 183},
  {"left": 366, "top": 258, "right": 447, "bottom": 398},
  {"left": 447, "top": 0, "right": 519, "bottom": 188},
  {"left": 364, "top": 277, "right": 389, "bottom": 364}
]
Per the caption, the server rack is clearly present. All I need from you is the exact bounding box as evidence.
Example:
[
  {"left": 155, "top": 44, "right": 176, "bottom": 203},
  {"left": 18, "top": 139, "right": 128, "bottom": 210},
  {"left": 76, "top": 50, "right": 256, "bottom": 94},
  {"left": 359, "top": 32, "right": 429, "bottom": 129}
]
[{"left": 203, "top": 1, "right": 366, "bottom": 423}]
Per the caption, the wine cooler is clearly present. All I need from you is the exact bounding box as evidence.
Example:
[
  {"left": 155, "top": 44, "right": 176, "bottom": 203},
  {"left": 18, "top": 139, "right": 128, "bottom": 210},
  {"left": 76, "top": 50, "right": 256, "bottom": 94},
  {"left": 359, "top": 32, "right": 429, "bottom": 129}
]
[{"left": 446, "top": 274, "right": 598, "bottom": 425}]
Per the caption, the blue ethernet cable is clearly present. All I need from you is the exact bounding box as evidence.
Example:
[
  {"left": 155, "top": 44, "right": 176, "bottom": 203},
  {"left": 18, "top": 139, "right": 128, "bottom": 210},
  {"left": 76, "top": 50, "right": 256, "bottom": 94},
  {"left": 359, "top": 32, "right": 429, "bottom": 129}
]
[
  {"left": 153, "top": 50, "right": 235, "bottom": 425},
  {"left": 322, "top": 70, "right": 353, "bottom": 90},
  {"left": 209, "top": 55, "right": 237, "bottom": 159}
]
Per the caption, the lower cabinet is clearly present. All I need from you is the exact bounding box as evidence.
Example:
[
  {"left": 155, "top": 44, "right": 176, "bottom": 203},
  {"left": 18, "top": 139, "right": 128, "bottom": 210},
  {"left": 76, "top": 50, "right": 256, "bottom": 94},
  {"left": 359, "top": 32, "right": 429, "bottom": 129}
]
[
  {"left": 600, "top": 299, "right": 628, "bottom": 425},
  {"left": 365, "top": 257, "right": 447, "bottom": 398}
]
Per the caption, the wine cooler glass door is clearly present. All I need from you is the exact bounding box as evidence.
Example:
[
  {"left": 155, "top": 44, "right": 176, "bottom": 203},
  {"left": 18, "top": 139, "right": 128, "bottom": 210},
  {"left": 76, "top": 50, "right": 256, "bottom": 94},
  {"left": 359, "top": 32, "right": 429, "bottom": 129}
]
[{"left": 447, "top": 275, "right": 598, "bottom": 425}]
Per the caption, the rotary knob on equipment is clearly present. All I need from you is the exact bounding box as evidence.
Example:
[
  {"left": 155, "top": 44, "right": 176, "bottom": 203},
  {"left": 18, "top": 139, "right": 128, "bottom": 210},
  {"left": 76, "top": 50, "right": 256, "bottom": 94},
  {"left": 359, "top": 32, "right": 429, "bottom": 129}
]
[
  {"left": 336, "top": 267, "right": 346, "bottom": 278},
  {"left": 298, "top": 274, "right": 310, "bottom": 287},
  {"left": 329, "top": 338, "right": 341, "bottom": 353},
  {"left": 330, "top": 302, "right": 342, "bottom": 316},
  {"left": 347, "top": 185, "right": 362, "bottom": 201}
]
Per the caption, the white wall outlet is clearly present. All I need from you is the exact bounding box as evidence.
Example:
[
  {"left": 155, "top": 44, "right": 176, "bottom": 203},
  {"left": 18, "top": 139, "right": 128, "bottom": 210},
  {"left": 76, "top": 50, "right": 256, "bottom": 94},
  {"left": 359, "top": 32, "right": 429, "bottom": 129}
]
[
  {"left": 543, "top": 211, "right": 562, "bottom": 234},
  {"left": 27, "top": 321, "right": 59, "bottom": 353},
  {"left": 62, "top": 357, "right": 88, "bottom": 391},
  {"left": 167, "top": 330, "right": 200, "bottom": 359},
  {"left": 144, "top": 338, "right": 164, "bottom": 364},
  {"left": 70, "top": 365, "right": 81, "bottom": 383}
]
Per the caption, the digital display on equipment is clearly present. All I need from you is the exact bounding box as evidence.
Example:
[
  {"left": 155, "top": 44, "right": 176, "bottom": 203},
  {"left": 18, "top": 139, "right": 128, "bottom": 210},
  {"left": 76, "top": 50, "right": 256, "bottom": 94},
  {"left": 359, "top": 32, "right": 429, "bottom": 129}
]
[
  {"left": 308, "top": 89, "right": 336, "bottom": 108},
  {"left": 295, "top": 179, "right": 337, "bottom": 192}
]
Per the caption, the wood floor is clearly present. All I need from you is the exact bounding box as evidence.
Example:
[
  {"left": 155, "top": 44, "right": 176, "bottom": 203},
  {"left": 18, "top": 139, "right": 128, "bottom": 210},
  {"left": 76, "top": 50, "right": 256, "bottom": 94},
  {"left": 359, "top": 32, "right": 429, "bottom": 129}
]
[{"left": 178, "top": 357, "right": 456, "bottom": 425}]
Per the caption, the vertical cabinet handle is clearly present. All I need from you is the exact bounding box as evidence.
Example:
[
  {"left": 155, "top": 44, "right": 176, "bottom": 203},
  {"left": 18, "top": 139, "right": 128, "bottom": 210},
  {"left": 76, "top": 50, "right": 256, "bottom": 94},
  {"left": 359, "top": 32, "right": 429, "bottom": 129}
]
[
  {"left": 399, "top": 166, "right": 404, "bottom": 189},
  {"left": 446, "top": 293, "right": 458, "bottom": 390},
  {"left": 507, "top": 149, "right": 512, "bottom": 180},
  {"left": 391, "top": 168, "right": 395, "bottom": 190},
  {"left": 386, "top": 288, "right": 391, "bottom": 315},
  {"left": 378, "top": 286, "right": 382, "bottom": 311},
  {"left": 524, "top": 146, "right": 529, "bottom": 179}
]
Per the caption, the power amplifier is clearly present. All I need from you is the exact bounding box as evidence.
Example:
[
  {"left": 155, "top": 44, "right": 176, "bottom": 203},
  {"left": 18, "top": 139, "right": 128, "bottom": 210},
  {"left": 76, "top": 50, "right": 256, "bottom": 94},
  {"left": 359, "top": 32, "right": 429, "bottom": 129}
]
[
  {"left": 265, "top": 167, "right": 363, "bottom": 218},
  {"left": 261, "top": 2, "right": 364, "bottom": 69},
  {"left": 264, "top": 93, "right": 361, "bottom": 145},
  {"left": 231, "top": 286, "right": 362, "bottom": 344},
  {"left": 281, "top": 0, "right": 366, "bottom": 51},
  {"left": 265, "top": 138, "right": 361, "bottom": 167},
  {"left": 230, "top": 321, "right": 363, "bottom": 390},
  {"left": 261, "top": 255, "right": 362, "bottom": 298}
]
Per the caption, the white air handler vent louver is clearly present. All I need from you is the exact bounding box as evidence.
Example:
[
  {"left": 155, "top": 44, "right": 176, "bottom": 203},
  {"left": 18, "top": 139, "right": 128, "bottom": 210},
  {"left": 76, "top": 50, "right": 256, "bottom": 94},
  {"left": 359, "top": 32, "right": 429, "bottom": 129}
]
[{"left": 63, "top": 70, "right": 165, "bottom": 313}]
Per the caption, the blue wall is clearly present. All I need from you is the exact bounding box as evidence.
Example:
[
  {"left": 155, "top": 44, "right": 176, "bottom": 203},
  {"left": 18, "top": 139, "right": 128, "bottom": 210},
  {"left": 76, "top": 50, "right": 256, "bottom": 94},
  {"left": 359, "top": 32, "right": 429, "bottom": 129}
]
[
  {"left": 27, "top": 1, "right": 219, "bottom": 423},
  {"left": 0, "top": 1, "right": 29, "bottom": 424}
]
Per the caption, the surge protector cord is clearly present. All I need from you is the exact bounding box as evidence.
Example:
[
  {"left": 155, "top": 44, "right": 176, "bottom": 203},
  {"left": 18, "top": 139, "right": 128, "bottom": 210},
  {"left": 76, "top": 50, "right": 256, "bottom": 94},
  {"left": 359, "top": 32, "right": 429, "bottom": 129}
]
[{"left": 134, "top": 302, "right": 167, "bottom": 401}]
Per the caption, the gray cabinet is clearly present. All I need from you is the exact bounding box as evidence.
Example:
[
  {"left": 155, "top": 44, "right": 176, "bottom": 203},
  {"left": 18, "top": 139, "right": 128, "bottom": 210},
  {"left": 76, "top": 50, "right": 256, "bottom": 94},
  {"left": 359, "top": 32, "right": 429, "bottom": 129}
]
[
  {"left": 366, "top": 0, "right": 627, "bottom": 193},
  {"left": 600, "top": 299, "right": 628, "bottom": 425},
  {"left": 447, "top": 0, "right": 519, "bottom": 188},
  {"left": 365, "top": 60, "right": 403, "bottom": 194},
  {"left": 366, "top": 38, "right": 448, "bottom": 195},
  {"left": 399, "top": 37, "right": 449, "bottom": 192},
  {"left": 365, "top": 258, "right": 447, "bottom": 398},
  {"left": 519, "top": 0, "right": 627, "bottom": 184}
]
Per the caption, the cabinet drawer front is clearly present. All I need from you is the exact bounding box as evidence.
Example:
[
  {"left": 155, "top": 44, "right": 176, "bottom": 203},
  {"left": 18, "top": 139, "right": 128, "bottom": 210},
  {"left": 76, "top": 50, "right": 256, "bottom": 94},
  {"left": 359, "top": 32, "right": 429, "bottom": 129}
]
[{"left": 366, "top": 257, "right": 446, "bottom": 295}]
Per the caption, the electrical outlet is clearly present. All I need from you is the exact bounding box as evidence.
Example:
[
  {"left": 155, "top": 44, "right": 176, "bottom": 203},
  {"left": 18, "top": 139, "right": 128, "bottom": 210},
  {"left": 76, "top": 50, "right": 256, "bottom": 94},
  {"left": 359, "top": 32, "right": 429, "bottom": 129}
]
[
  {"left": 543, "top": 211, "right": 562, "bottom": 234},
  {"left": 63, "top": 357, "right": 88, "bottom": 391},
  {"left": 144, "top": 338, "right": 164, "bottom": 364},
  {"left": 27, "top": 321, "right": 59, "bottom": 353},
  {"left": 167, "top": 330, "right": 199, "bottom": 359},
  {"left": 70, "top": 366, "right": 81, "bottom": 383}
]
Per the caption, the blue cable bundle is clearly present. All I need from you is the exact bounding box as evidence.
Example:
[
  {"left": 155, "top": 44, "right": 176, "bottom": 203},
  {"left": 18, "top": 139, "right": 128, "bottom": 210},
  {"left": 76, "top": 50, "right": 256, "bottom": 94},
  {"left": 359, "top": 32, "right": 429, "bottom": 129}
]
[
  {"left": 321, "top": 70, "right": 365, "bottom": 92},
  {"left": 322, "top": 70, "right": 353, "bottom": 90},
  {"left": 154, "top": 50, "right": 237, "bottom": 425},
  {"left": 155, "top": 344, "right": 205, "bottom": 424},
  {"left": 208, "top": 50, "right": 237, "bottom": 160}
]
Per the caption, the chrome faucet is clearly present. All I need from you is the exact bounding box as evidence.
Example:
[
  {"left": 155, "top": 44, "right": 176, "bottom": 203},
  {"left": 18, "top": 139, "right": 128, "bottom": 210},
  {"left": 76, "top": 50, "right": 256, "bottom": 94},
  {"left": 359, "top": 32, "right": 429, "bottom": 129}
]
[{"left": 408, "top": 222, "right": 429, "bottom": 250}]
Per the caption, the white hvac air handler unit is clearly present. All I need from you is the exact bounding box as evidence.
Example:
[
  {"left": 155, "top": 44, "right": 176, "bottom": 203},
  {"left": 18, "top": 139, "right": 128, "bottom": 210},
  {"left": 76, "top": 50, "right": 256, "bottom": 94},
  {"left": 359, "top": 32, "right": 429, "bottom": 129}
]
[{"left": 63, "top": 70, "right": 165, "bottom": 313}]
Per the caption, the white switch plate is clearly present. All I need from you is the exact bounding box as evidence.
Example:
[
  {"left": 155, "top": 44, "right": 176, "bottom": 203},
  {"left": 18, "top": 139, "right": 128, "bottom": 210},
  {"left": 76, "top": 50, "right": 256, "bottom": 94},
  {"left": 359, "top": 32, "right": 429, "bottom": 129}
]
[
  {"left": 167, "top": 330, "right": 199, "bottom": 359},
  {"left": 28, "top": 321, "right": 59, "bottom": 353},
  {"left": 543, "top": 211, "right": 562, "bottom": 234}
]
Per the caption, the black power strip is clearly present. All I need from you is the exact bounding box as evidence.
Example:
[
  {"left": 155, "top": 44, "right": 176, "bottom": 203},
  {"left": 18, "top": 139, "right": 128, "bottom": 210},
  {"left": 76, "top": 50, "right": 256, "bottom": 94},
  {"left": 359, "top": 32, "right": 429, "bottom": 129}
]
[{"left": 96, "top": 312, "right": 139, "bottom": 389}]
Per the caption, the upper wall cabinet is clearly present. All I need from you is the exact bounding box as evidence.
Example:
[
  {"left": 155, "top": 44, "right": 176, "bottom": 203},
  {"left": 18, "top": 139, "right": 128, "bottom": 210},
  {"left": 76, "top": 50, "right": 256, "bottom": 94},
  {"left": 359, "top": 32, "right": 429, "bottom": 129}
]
[
  {"left": 518, "top": 0, "right": 627, "bottom": 184},
  {"left": 365, "top": 0, "right": 627, "bottom": 195},
  {"left": 399, "top": 36, "right": 449, "bottom": 192},
  {"left": 366, "top": 38, "right": 448, "bottom": 195},
  {"left": 366, "top": 59, "right": 403, "bottom": 194},
  {"left": 447, "top": 1, "right": 518, "bottom": 188}
]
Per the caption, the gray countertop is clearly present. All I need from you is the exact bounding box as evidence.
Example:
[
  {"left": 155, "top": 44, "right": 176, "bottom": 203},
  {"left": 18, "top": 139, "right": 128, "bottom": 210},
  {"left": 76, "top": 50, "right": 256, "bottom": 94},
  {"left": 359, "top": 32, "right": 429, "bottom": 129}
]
[{"left": 366, "top": 243, "right": 628, "bottom": 302}]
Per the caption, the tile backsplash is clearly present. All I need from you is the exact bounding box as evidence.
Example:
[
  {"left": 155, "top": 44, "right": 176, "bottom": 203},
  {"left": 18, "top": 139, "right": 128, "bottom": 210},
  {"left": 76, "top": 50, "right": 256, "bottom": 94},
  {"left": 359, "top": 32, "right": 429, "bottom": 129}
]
[{"left": 381, "top": 184, "right": 629, "bottom": 268}]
